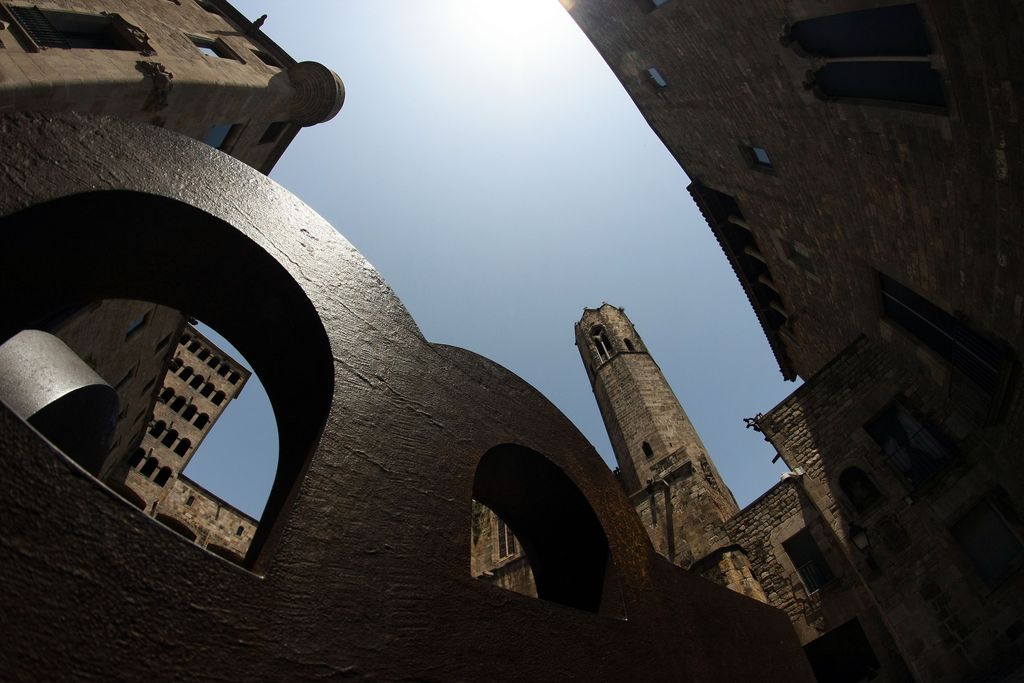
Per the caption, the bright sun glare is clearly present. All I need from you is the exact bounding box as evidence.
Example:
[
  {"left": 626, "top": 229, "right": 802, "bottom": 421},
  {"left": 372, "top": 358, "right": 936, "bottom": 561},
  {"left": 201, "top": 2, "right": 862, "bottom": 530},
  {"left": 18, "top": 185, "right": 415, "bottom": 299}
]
[{"left": 457, "top": 0, "right": 569, "bottom": 69}]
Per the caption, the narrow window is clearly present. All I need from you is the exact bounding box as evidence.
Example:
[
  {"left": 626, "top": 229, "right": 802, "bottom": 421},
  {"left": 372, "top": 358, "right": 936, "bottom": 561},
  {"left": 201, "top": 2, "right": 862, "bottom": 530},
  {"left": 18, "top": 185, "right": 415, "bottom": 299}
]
[
  {"left": 212, "top": 390, "right": 226, "bottom": 406},
  {"left": 207, "top": 356, "right": 220, "bottom": 369},
  {"left": 839, "top": 467, "right": 882, "bottom": 513},
  {"left": 179, "top": 366, "right": 193, "bottom": 381},
  {"left": 194, "top": 413, "right": 210, "bottom": 430},
  {"left": 591, "top": 326, "right": 613, "bottom": 362},
  {"left": 189, "top": 375, "right": 204, "bottom": 390},
  {"left": 190, "top": 35, "right": 237, "bottom": 60},
  {"left": 228, "top": 372, "right": 241, "bottom": 384},
  {"left": 154, "top": 467, "right": 172, "bottom": 487},
  {"left": 133, "top": 408, "right": 146, "bottom": 424},
  {"left": 216, "top": 365, "right": 229, "bottom": 377},
  {"left": 748, "top": 146, "right": 773, "bottom": 169},
  {"left": 647, "top": 67, "right": 668, "bottom": 90},
  {"left": 236, "top": 526, "right": 244, "bottom": 537},
  {"left": 181, "top": 404, "right": 197, "bottom": 421},
  {"left": 174, "top": 438, "right": 191, "bottom": 456},
  {"left": 197, "top": 349, "right": 210, "bottom": 361},
  {"left": 259, "top": 121, "right": 288, "bottom": 145},
  {"left": 149, "top": 420, "right": 166, "bottom": 437},
  {"left": 200, "top": 383, "right": 214, "bottom": 398},
  {"left": 950, "top": 498, "right": 1024, "bottom": 584},
  {"left": 169, "top": 357, "right": 183, "bottom": 372},
  {"left": 161, "top": 429, "right": 178, "bottom": 448},
  {"left": 179, "top": 334, "right": 191, "bottom": 346},
  {"left": 624, "top": 339, "right": 635, "bottom": 352},
  {"left": 159, "top": 387, "right": 174, "bottom": 403},
  {"left": 170, "top": 396, "right": 186, "bottom": 412},
  {"left": 125, "top": 312, "right": 149, "bottom": 339},
  {"left": 186, "top": 495, "right": 196, "bottom": 506},
  {"left": 497, "top": 518, "right": 517, "bottom": 558},
  {"left": 864, "top": 403, "right": 952, "bottom": 489},
  {"left": 814, "top": 61, "right": 945, "bottom": 108},
  {"left": 642, "top": 441, "right": 654, "bottom": 459},
  {"left": 154, "top": 333, "right": 172, "bottom": 353},
  {"left": 782, "top": 529, "right": 834, "bottom": 593},
  {"left": 140, "top": 458, "right": 159, "bottom": 478},
  {"left": 200, "top": 123, "right": 238, "bottom": 151}
]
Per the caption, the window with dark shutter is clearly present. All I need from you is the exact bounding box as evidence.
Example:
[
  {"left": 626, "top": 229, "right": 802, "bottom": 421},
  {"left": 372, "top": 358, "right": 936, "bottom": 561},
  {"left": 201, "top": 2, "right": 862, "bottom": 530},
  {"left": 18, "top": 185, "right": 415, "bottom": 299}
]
[{"left": 864, "top": 403, "right": 953, "bottom": 488}]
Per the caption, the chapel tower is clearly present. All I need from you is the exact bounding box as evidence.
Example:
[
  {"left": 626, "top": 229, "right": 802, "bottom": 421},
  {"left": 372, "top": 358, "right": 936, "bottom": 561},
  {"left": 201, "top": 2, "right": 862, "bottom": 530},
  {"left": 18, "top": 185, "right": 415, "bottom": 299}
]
[{"left": 576, "top": 305, "right": 764, "bottom": 600}]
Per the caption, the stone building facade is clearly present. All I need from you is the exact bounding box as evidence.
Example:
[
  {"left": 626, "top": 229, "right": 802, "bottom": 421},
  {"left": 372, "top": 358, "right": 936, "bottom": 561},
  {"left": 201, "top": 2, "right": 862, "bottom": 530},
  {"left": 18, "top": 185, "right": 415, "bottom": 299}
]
[
  {"left": 106, "top": 324, "right": 256, "bottom": 561},
  {"left": 568, "top": 1, "right": 1024, "bottom": 681},
  {"left": 470, "top": 501, "right": 537, "bottom": 597}
]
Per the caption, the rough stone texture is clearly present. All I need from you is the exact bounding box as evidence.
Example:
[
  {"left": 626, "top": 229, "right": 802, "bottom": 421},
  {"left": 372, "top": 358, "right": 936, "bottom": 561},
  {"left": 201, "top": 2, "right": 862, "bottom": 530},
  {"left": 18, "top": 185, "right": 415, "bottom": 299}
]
[
  {"left": 0, "top": 0, "right": 343, "bottom": 174},
  {"left": 470, "top": 501, "right": 538, "bottom": 598},
  {"left": 0, "top": 112, "right": 814, "bottom": 681}
]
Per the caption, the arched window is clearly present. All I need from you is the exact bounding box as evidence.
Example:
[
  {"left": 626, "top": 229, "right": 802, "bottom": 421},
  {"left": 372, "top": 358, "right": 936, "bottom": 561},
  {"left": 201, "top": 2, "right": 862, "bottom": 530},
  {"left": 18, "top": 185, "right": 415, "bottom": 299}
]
[
  {"left": 140, "top": 457, "right": 159, "bottom": 478},
  {"left": 839, "top": 467, "right": 883, "bottom": 513},
  {"left": 159, "top": 387, "right": 174, "bottom": 403},
  {"left": 200, "top": 383, "right": 214, "bottom": 398},
  {"left": 197, "top": 349, "right": 210, "bottom": 361},
  {"left": 179, "top": 366, "right": 193, "bottom": 380},
  {"left": 212, "top": 390, "right": 226, "bottom": 406},
  {"left": 169, "top": 357, "right": 183, "bottom": 372},
  {"left": 217, "top": 365, "right": 229, "bottom": 377},
  {"left": 174, "top": 438, "right": 191, "bottom": 456},
  {"left": 624, "top": 339, "right": 635, "bottom": 352},
  {"left": 187, "top": 341, "right": 201, "bottom": 353},
  {"left": 591, "top": 326, "right": 613, "bottom": 362},
  {"left": 149, "top": 420, "right": 166, "bottom": 437},
  {"left": 128, "top": 448, "right": 145, "bottom": 468},
  {"left": 194, "top": 413, "right": 210, "bottom": 430},
  {"left": 161, "top": 429, "right": 178, "bottom": 448},
  {"left": 207, "top": 355, "right": 220, "bottom": 369},
  {"left": 179, "top": 334, "right": 191, "bottom": 345},
  {"left": 170, "top": 396, "right": 186, "bottom": 412},
  {"left": 154, "top": 467, "right": 172, "bottom": 487},
  {"left": 181, "top": 404, "right": 197, "bottom": 420},
  {"left": 228, "top": 371, "right": 240, "bottom": 384},
  {"left": 641, "top": 441, "right": 654, "bottom": 458},
  {"left": 189, "top": 374, "right": 204, "bottom": 389}
]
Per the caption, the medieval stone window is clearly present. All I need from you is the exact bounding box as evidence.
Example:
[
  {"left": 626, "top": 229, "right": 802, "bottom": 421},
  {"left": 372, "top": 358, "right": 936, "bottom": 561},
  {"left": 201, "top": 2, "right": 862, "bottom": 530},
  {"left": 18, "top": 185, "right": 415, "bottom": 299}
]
[
  {"left": 174, "top": 438, "right": 191, "bottom": 456},
  {"left": 128, "top": 448, "right": 145, "bottom": 469},
  {"left": 190, "top": 35, "right": 238, "bottom": 60},
  {"left": 150, "top": 420, "right": 166, "bottom": 437},
  {"left": 169, "top": 396, "right": 185, "bottom": 412},
  {"left": 179, "top": 366, "right": 193, "bottom": 382},
  {"left": 125, "top": 312, "right": 149, "bottom": 339},
  {"left": 642, "top": 441, "right": 654, "bottom": 458},
  {"left": 216, "top": 364, "right": 229, "bottom": 377},
  {"left": 154, "top": 333, "right": 172, "bottom": 353},
  {"left": 497, "top": 517, "right": 517, "bottom": 559},
  {"left": 747, "top": 146, "right": 773, "bottom": 169},
  {"left": 591, "top": 326, "right": 613, "bottom": 362},
  {"left": 782, "top": 529, "right": 834, "bottom": 593},
  {"left": 212, "top": 390, "right": 226, "bottom": 406},
  {"left": 236, "top": 526, "right": 244, "bottom": 536},
  {"left": 624, "top": 339, "right": 635, "bottom": 352},
  {"left": 169, "top": 357, "right": 183, "bottom": 372},
  {"left": 188, "top": 341, "right": 201, "bottom": 353},
  {"left": 839, "top": 467, "right": 882, "bottom": 513},
  {"left": 647, "top": 67, "right": 668, "bottom": 90},
  {"left": 951, "top": 497, "right": 1024, "bottom": 585},
  {"left": 200, "top": 383, "right": 214, "bottom": 398},
  {"left": 154, "top": 467, "right": 172, "bottom": 487},
  {"left": 260, "top": 122, "right": 288, "bottom": 145},
  {"left": 186, "top": 495, "right": 195, "bottom": 507},
  {"left": 864, "top": 403, "right": 952, "bottom": 489},
  {"left": 140, "top": 457, "right": 159, "bottom": 478},
  {"left": 207, "top": 355, "right": 220, "bottom": 369},
  {"left": 880, "top": 274, "right": 1012, "bottom": 419},
  {"left": 161, "top": 429, "right": 178, "bottom": 448},
  {"left": 179, "top": 333, "right": 191, "bottom": 345},
  {"left": 7, "top": 7, "right": 134, "bottom": 51},
  {"left": 194, "top": 413, "right": 210, "bottom": 430},
  {"left": 181, "top": 404, "right": 197, "bottom": 421},
  {"left": 159, "top": 387, "right": 174, "bottom": 403},
  {"left": 789, "top": 4, "right": 945, "bottom": 109},
  {"left": 197, "top": 349, "right": 210, "bottom": 361},
  {"left": 189, "top": 374, "right": 205, "bottom": 390},
  {"left": 228, "top": 371, "right": 241, "bottom": 384}
]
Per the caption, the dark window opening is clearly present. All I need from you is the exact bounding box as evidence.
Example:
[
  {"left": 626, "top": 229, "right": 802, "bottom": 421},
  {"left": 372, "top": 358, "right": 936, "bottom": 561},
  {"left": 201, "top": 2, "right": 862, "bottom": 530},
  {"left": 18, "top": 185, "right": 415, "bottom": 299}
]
[
  {"left": 154, "top": 467, "right": 172, "bottom": 487},
  {"left": 207, "top": 356, "right": 220, "bottom": 369},
  {"left": 179, "top": 366, "right": 193, "bottom": 381},
  {"left": 161, "top": 429, "right": 178, "bottom": 448},
  {"left": 803, "top": 619, "right": 881, "bottom": 683},
  {"left": 194, "top": 413, "right": 210, "bottom": 430},
  {"left": 179, "top": 334, "right": 191, "bottom": 345},
  {"left": 216, "top": 365, "right": 229, "bottom": 377},
  {"left": 170, "top": 396, "right": 187, "bottom": 412},
  {"left": 149, "top": 420, "right": 166, "bottom": 437},
  {"left": 783, "top": 529, "right": 834, "bottom": 593},
  {"left": 186, "top": 495, "right": 196, "bottom": 506},
  {"left": 212, "top": 390, "right": 226, "bottom": 406},
  {"left": 624, "top": 339, "right": 635, "bottom": 352},
  {"left": 197, "top": 349, "right": 210, "bottom": 361},
  {"left": 236, "top": 526, "right": 245, "bottom": 536},
  {"left": 128, "top": 448, "right": 145, "bottom": 468},
  {"left": 228, "top": 371, "right": 241, "bottom": 384},
  {"left": 200, "top": 383, "right": 214, "bottom": 398},
  {"left": 839, "top": 467, "right": 883, "bottom": 513},
  {"left": 748, "top": 146, "right": 773, "bottom": 169},
  {"left": 140, "top": 377, "right": 156, "bottom": 395},
  {"left": 174, "top": 438, "right": 191, "bottom": 456},
  {"left": 642, "top": 441, "right": 654, "bottom": 458},
  {"left": 159, "top": 387, "right": 174, "bottom": 403},
  {"left": 125, "top": 312, "right": 149, "bottom": 339},
  {"left": 190, "top": 35, "right": 236, "bottom": 60},
  {"left": 140, "top": 457, "right": 159, "bottom": 478},
  {"left": 951, "top": 497, "right": 1024, "bottom": 584},
  {"left": 200, "top": 123, "right": 238, "bottom": 151},
  {"left": 790, "top": 4, "right": 930, "bottom": 58},
  {"left": 259, "top": 121, "right": 288, "bottom": 145},
  {"left": 865, "top": 402, "right": 953, "bottom": 489},
  {"left": 591, "top": 326, "right": 613, "bottom": 362},
  {"left": 9, "top": 7, "right": 134, "bottom": 51},
  {"left": 814, "top": 60, "right": 945, "bottom": 108},
  {"left": 187, "top": 341, "right": 201, "bottom": 353},
  {"left": 189, "top": 375, "right": 204, "bottom": 389},
  {"left": 181, "top": 404, "right": 197, "bottom": 421}
]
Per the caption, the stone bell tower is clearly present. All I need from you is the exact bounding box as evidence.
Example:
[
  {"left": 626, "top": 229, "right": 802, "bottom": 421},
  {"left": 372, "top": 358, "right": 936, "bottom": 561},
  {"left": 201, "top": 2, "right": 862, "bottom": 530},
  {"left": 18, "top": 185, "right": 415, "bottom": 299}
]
[{"left": 575, "top": 304, "right": 766, "bottom": 601}]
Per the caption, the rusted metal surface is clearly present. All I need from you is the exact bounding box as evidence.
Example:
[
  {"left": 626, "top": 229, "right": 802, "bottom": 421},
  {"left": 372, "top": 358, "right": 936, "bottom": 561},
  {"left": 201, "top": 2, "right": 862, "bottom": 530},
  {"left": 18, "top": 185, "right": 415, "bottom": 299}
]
[{"left": 0, "top": 113, "right": 812, "bottom": 680}]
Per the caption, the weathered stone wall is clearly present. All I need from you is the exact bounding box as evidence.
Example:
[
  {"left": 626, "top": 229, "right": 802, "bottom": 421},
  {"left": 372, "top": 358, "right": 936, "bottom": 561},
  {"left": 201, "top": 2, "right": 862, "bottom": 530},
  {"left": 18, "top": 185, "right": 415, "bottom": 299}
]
[
  {"left": 0, "top": 0, "right": 342, "bottom": 173},
  {"left": 470, "top": 501, "right": 537, "bottom": 598}
]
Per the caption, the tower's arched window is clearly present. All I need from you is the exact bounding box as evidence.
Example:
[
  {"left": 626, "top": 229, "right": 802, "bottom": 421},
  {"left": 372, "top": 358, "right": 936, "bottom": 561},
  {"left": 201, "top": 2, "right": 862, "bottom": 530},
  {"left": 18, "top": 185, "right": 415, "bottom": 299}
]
[
  {"left": 642, "top": 441, "right": 654, "bottom": 458},
  {"left": 212, "top": 390, "right": 226, "bottom": 406},
  {"left": 179, "top": 366, "right": 193, "bottom": 380},
  {"left": 128, "top": 448, "right": 146, "bottom": 468},
  {"left": 154, "top": 467, "right": 172, "bottom": 487},
  {"left": 159, "top": 387, "right": 174, "bottom": 403},
  {"left": 228, "top": 371, "right": 240, "bottom": 384},
  {"left": 194, "top": 413, "right": 210, "bottom": 429},
  {"left": 161, "top": 429, "right": 178, "bottom": 448},
  {"left": 169, "top": 357, "right": 183, "bottom": 372},
  {"left": 197, "top": 349, "right": 210, "bottom": 361},
  {"left": 591, "top": 326, "right": 613, "bottom": 362},
  {"left": 140, "top": 457, "right": 159, "bottom": 478},
  {"left": 200, "top": 383, "right": 214, "bottom": 398},
  {"left": 217, "top": 365, "right": 229, "bottom": 377},
  {"left": 189, "top": 374, "right": 204, "bottom": 390},
  {"left": 149, "top": 420, "right": 166, "bottom": 437},
  {"left": 624, "top": 339, "right": 635, "bottom": 352},
  {"left": 174, "top": 438, "right": 191, "bottom": 456},
  {"left": 181, "top": 404, "right": 197, "bottom": 421},
  {"left": 187, "top": 341, "right": 201, "bottom": 353},
  {"left": 170, "top": 396, "right": 186, "bottom": 412},
  {"left": 839, "top": 467, "right": 882, "bottom": 513},
  {"left": 207, "top": 355, "right": 220, "bottom": 369}
]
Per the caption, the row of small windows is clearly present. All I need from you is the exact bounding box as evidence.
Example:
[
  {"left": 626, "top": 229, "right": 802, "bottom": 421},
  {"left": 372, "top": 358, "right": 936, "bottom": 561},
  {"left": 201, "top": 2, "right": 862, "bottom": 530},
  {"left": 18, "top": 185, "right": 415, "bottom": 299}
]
[
  {"left": 158, "top": 388, "right": 212, "bottom": 429},
  {"left": 128, "top": 449, "right": 173, "bottom": 487},
  {"left": 148, "top": 421, "right": 193, "bottom": 457},
  {"left": 176, "top": 341, "right": 242, "bottom": 384}
]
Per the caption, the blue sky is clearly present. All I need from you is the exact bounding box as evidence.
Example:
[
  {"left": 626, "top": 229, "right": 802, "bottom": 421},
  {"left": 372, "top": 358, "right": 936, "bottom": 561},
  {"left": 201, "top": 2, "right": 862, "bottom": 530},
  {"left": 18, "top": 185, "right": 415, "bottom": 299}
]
[{"left": 185, "top": 0, "right": 800, "bottom": 518}]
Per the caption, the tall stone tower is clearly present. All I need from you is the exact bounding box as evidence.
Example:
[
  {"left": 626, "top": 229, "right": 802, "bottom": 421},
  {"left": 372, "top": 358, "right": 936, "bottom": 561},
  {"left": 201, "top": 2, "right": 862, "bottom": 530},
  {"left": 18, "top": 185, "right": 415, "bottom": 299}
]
[{"left": 576, "top": 305, "right": 765, "bottom": 600}]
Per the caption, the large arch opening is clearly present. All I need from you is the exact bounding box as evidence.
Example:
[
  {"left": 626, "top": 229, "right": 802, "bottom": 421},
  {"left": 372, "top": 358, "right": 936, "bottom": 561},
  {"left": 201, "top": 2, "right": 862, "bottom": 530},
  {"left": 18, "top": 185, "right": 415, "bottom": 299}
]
[
  {"left": 0, "top": 191, "right": 334, "bottom": 574},
  {"left": 471, "top": 444, "right": 617, "bottom": 614}
]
